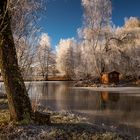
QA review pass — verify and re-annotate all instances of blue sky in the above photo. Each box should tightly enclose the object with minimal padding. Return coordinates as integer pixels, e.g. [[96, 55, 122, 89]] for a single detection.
[[112, 0, 140, 26], [39, 0, 140, 47]]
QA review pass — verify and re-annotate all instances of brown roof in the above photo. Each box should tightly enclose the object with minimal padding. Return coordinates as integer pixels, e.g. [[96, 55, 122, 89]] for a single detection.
[[102, 70, 120, 74]]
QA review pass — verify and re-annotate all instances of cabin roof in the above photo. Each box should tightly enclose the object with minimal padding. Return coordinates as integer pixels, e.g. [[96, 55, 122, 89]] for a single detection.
[[102, 70, 120, 75]]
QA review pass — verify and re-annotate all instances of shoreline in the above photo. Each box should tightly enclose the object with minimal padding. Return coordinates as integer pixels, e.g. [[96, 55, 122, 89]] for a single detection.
[[0, 98, 139, 139], [0, 81, 140, 139], [72, 86, 140, 93], [0, 109, 138, 140]]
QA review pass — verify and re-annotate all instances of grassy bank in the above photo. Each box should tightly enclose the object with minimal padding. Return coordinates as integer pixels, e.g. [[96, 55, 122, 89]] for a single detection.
[[0, 110, 132, 140], [0, 100, 138, 139]]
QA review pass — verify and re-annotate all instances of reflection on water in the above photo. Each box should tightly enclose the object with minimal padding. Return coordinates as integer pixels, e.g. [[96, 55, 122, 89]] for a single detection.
[[0, 81, 140, 135], [100, 91, 120, 110], [28, 82, 140, 131], [29, 82, 140, 134]]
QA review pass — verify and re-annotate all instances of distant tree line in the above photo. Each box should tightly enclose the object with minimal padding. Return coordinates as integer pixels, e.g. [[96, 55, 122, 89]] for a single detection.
[[56, 0, 140, 81]]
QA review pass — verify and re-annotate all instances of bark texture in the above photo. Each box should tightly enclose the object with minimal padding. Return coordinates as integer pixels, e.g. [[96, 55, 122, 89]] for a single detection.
[[0, 0, 32, 122]]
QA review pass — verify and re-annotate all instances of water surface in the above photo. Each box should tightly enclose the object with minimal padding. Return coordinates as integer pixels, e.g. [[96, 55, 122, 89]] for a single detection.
[[0, 81, 140, 136]]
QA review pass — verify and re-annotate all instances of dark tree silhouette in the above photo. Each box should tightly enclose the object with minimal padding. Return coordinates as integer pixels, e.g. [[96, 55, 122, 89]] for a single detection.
[[0, 0, 32, 122]]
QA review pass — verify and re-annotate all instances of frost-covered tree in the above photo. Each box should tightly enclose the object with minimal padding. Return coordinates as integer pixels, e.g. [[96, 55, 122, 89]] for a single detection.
[[0, 0, 48, 122], [124, 17, 140, 28], [0, 0, 32, 122], [12, 0, 44, 79], [15, 37, 37, 80], [78, 0, 112, 77], [113, 17, 140, 78], [56, 38, 77, 79], [100, 17, 140, 79], [37, 33, 52, 80]]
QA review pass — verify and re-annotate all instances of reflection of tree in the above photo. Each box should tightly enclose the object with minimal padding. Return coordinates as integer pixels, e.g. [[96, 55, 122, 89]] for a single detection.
[[100, 91, 120, 110], [28, 83, 42, 111], [54, 87, 101, 111], [54, 83, 70, 110], [41, 83, 48, 97]]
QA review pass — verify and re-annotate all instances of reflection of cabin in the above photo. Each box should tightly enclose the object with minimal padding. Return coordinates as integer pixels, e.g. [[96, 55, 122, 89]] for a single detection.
[[101, 71, 120, 84], [100, 91, 120, 110], [101, 91, 120, 102], [101, 91, 109, 102], [0, 72, 2, 81]]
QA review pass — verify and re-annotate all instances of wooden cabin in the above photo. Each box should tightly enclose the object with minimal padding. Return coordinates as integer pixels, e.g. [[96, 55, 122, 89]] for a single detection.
[[101, 71, 120, 84]]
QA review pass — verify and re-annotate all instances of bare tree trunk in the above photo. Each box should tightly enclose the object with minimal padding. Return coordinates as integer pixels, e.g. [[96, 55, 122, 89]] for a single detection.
[[0, 0, 32, 122]]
